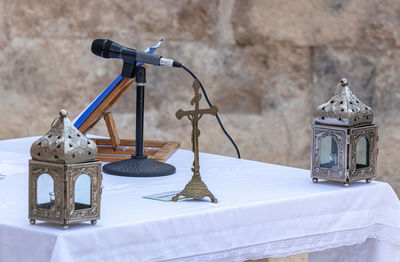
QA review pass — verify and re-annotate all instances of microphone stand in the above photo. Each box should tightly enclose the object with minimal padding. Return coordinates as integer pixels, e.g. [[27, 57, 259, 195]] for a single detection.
[[102, 63, 176, 177]]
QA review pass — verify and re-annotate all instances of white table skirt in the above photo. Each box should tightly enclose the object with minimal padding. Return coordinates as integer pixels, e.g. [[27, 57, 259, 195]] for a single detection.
[[0, 137, 399, 262]]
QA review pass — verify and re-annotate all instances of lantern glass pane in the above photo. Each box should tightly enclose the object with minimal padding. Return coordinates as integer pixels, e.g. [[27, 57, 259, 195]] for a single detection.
[[74, 174, 92, 210], [37, 174, 55, 209], [320, 136, 338, 169], [356, 137, 370, 169]]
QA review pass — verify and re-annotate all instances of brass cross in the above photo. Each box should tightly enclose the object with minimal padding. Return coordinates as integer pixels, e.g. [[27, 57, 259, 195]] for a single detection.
[[172, 80, 218, 203]]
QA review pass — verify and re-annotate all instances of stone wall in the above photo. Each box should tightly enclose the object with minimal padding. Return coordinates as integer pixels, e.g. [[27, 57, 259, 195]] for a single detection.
[[4, 0, 399, 194], [1, 0, 399, 193]]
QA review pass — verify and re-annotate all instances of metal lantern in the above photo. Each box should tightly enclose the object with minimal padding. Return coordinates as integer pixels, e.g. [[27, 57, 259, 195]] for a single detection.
[[311, 79, 378, 186], [29, 109, 102, 229]]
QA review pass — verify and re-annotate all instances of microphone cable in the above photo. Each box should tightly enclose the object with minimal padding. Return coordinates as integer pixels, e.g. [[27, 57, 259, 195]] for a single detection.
[[180, 64, 241, 159]]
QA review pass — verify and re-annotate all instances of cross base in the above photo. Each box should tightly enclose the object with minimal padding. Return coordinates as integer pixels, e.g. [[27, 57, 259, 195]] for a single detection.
[[172, 174, 218, 203]]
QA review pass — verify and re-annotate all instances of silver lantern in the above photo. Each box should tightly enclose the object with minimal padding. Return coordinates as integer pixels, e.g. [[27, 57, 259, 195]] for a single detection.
[[311, 79, 378, 186], [29, 109, 102, 229]]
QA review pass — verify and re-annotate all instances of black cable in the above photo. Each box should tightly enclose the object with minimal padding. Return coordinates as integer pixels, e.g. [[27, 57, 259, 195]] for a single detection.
[[181, 64, 241, 159]]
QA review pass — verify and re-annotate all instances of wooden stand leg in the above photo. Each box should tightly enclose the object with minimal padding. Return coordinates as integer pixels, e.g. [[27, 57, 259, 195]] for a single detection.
[[103, 112, 120, 150]]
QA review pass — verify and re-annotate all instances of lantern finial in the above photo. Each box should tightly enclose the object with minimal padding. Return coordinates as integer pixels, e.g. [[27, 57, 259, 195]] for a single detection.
[[59, 109, 68, 118]]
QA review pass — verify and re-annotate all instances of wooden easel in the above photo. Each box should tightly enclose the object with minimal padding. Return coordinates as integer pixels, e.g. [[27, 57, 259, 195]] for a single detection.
[[77, 76, 180, 163]]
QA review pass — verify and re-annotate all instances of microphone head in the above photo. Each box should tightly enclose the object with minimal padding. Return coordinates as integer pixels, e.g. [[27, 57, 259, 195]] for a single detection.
[[91, 39, 114, 58]]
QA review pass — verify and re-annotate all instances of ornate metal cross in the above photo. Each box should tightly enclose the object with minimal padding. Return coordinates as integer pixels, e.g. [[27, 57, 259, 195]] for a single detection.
[[172, 80, 218, 203]]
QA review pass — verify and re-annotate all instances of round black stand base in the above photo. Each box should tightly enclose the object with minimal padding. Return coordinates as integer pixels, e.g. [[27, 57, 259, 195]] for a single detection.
[[102, 156, 176, 177]]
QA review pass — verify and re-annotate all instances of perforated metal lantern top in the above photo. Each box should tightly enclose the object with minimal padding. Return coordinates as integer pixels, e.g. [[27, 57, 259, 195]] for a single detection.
[[30, 109, 97, 164], [314, 79, 374, 127]]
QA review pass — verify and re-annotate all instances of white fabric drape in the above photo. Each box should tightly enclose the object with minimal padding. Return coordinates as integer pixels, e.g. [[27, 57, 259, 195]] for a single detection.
[[0, 137, 399, 262]]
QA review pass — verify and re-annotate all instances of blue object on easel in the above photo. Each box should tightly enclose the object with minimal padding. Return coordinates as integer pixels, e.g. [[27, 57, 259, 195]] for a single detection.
[[73, 75, 123, 129]]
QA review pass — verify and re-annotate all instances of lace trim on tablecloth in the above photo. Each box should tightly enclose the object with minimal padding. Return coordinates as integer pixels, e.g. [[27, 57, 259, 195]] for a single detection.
[[164, 224, 400, 262]]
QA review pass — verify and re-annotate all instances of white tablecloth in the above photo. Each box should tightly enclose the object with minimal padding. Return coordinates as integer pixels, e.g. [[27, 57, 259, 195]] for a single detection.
[[0, 137, 399, 262]]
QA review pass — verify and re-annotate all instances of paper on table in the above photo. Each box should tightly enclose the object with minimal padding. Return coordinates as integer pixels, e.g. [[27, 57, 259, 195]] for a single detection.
[[0, 151, 30, 176], [143, 191, 182, 202]]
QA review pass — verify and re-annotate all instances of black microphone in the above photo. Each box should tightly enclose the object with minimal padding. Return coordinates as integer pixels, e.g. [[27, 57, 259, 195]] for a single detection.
[[91, 39, 181, 68]]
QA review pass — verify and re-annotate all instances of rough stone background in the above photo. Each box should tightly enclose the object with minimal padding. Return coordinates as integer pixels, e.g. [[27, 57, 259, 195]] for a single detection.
[[0, 0, 399, 261]]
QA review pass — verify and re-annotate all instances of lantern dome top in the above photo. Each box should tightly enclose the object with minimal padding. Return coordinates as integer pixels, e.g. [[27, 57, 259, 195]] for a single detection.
[[30, 109, 97, 164], [314, 79, 374, 127]]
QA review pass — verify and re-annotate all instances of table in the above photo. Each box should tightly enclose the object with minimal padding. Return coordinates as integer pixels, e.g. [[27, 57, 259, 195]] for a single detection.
[[0, 137, 399, 262]]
